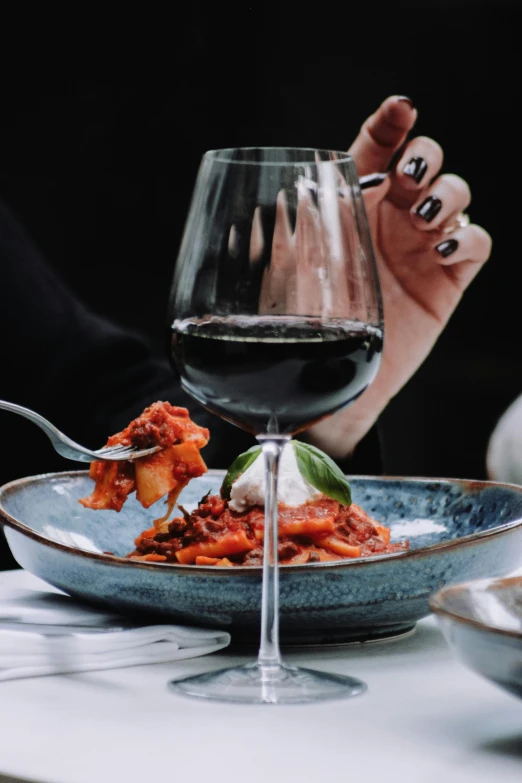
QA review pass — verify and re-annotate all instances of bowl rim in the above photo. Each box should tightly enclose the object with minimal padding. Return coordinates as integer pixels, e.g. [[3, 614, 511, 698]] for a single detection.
[[1, 469, 522, 575], [429, 575, 522, 641]]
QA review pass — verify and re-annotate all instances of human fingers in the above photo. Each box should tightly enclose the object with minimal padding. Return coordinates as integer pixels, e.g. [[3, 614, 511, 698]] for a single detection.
[[433, 224, 492, 288], [387, 135, 444, 206], [348, 95, 418, 176], [410, 174, 471, 232]]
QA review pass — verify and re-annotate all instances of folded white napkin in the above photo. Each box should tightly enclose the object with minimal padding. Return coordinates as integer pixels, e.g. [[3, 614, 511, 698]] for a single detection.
[[0, 586, 230, 680]]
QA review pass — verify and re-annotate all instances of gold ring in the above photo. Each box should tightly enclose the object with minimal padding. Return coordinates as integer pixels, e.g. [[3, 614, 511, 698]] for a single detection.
[[443, 212, 470, 234]]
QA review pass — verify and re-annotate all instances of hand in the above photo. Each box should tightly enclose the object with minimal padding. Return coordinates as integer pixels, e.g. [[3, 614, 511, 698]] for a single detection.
[[307, 95, 492, 459]]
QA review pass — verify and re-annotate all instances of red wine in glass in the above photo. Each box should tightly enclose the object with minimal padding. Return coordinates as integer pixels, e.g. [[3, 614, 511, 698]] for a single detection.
[[171, 316, 383, 434]]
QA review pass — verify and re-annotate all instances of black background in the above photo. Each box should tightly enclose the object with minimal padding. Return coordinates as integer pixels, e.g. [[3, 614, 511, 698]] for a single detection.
[[1, 1, 521, 567]]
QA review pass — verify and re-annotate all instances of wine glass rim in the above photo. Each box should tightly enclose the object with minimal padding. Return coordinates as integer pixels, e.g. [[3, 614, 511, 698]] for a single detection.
[[204, 147, 355, 166]]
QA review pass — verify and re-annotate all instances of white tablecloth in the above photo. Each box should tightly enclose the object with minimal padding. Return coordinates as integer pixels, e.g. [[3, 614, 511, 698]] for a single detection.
[[0, 569, 520, 783]]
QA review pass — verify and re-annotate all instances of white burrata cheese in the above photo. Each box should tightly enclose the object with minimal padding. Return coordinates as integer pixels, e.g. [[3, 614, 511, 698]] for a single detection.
[[229, 442, 322, 512]]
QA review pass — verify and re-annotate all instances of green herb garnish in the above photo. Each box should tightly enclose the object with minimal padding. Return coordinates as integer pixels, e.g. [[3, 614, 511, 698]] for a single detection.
[[293, 441, 352, 506]]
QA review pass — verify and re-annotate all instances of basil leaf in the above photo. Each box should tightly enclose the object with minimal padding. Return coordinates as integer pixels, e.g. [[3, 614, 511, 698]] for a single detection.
[[293, 441, 352, 506], [220, 445, 262, 499]]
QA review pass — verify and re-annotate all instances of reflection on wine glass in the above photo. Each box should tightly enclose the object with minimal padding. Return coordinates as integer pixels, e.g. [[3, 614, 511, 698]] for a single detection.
[[167, 148, 383, 703]]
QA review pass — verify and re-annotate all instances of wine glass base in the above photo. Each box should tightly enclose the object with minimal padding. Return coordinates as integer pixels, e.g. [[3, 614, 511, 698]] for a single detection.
[[168, 662, 367, 704]]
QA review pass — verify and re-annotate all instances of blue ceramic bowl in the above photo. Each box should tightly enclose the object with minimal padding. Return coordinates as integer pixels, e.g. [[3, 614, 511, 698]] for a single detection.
[[430, 577, 522, 699], [2, 470, 522, 646]]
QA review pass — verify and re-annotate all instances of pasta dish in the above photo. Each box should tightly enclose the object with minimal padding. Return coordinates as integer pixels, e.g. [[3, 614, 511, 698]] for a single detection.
[[80, 402, 408, 565], [129, 494, 406, 565]]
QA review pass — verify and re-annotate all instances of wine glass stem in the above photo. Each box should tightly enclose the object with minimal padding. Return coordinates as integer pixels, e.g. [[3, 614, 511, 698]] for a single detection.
[[256, 434, 290, 668]]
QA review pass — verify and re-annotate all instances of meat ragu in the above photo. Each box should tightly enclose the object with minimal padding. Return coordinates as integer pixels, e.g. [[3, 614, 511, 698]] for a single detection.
[[79, 402, 209, 526], [79, 401, 409, 565], [129, 494, 408, 565]]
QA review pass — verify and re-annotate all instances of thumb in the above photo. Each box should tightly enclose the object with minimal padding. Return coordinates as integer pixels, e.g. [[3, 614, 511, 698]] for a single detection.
[[349, 96, 418, 176]]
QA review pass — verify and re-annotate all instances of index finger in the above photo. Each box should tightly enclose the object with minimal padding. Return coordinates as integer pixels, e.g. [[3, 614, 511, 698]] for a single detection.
[[348, 95, 418, 176]]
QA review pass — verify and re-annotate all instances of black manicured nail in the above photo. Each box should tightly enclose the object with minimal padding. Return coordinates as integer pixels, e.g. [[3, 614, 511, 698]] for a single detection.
[[403, 156, 427, 184], [436, 239, 459, 258], [415, 196, 442, 222]]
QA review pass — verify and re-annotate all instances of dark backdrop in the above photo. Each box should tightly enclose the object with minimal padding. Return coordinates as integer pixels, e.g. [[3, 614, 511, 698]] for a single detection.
[[1, 1, 521, 567]]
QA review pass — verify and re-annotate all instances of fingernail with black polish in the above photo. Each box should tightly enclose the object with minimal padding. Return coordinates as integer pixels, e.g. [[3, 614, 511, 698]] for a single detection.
[[436, 239, 459, 258], [403, 156, 427, 184], [415, 196, 442, 222]]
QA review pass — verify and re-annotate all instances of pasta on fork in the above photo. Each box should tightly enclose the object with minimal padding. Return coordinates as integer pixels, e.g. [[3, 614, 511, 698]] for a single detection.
[[79, 402, 209, 527]]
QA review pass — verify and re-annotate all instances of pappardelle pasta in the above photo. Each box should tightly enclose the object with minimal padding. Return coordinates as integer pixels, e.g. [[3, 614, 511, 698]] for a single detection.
[[79, 402, 210, 527], [128, 493, 407, 565]]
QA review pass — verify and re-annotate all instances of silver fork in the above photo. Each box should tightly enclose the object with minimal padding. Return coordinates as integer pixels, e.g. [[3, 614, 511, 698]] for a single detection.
[[0, 400, 161, 462]]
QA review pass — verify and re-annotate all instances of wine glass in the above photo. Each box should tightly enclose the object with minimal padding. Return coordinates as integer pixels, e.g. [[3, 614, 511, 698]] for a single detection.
[[167, 147, 383, 704]]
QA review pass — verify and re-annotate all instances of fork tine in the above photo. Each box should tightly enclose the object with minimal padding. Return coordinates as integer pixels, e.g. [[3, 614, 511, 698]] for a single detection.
[[96, 445, 160, 461], [95, 445, 161, 460], [95, 445, 135, 457]]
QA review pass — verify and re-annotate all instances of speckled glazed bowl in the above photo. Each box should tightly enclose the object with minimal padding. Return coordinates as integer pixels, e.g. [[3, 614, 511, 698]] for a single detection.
[[430, 576, 522, 699], [2, 471, 522, 645]]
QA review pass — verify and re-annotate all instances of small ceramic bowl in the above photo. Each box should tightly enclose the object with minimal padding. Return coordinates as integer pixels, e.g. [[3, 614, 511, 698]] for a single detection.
[[2, 471, 522, 646], [430, 576, 522, 699]]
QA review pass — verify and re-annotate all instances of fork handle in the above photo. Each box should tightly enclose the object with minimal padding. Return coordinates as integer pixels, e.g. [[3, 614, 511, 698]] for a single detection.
[[0, 400, 95, 462]]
